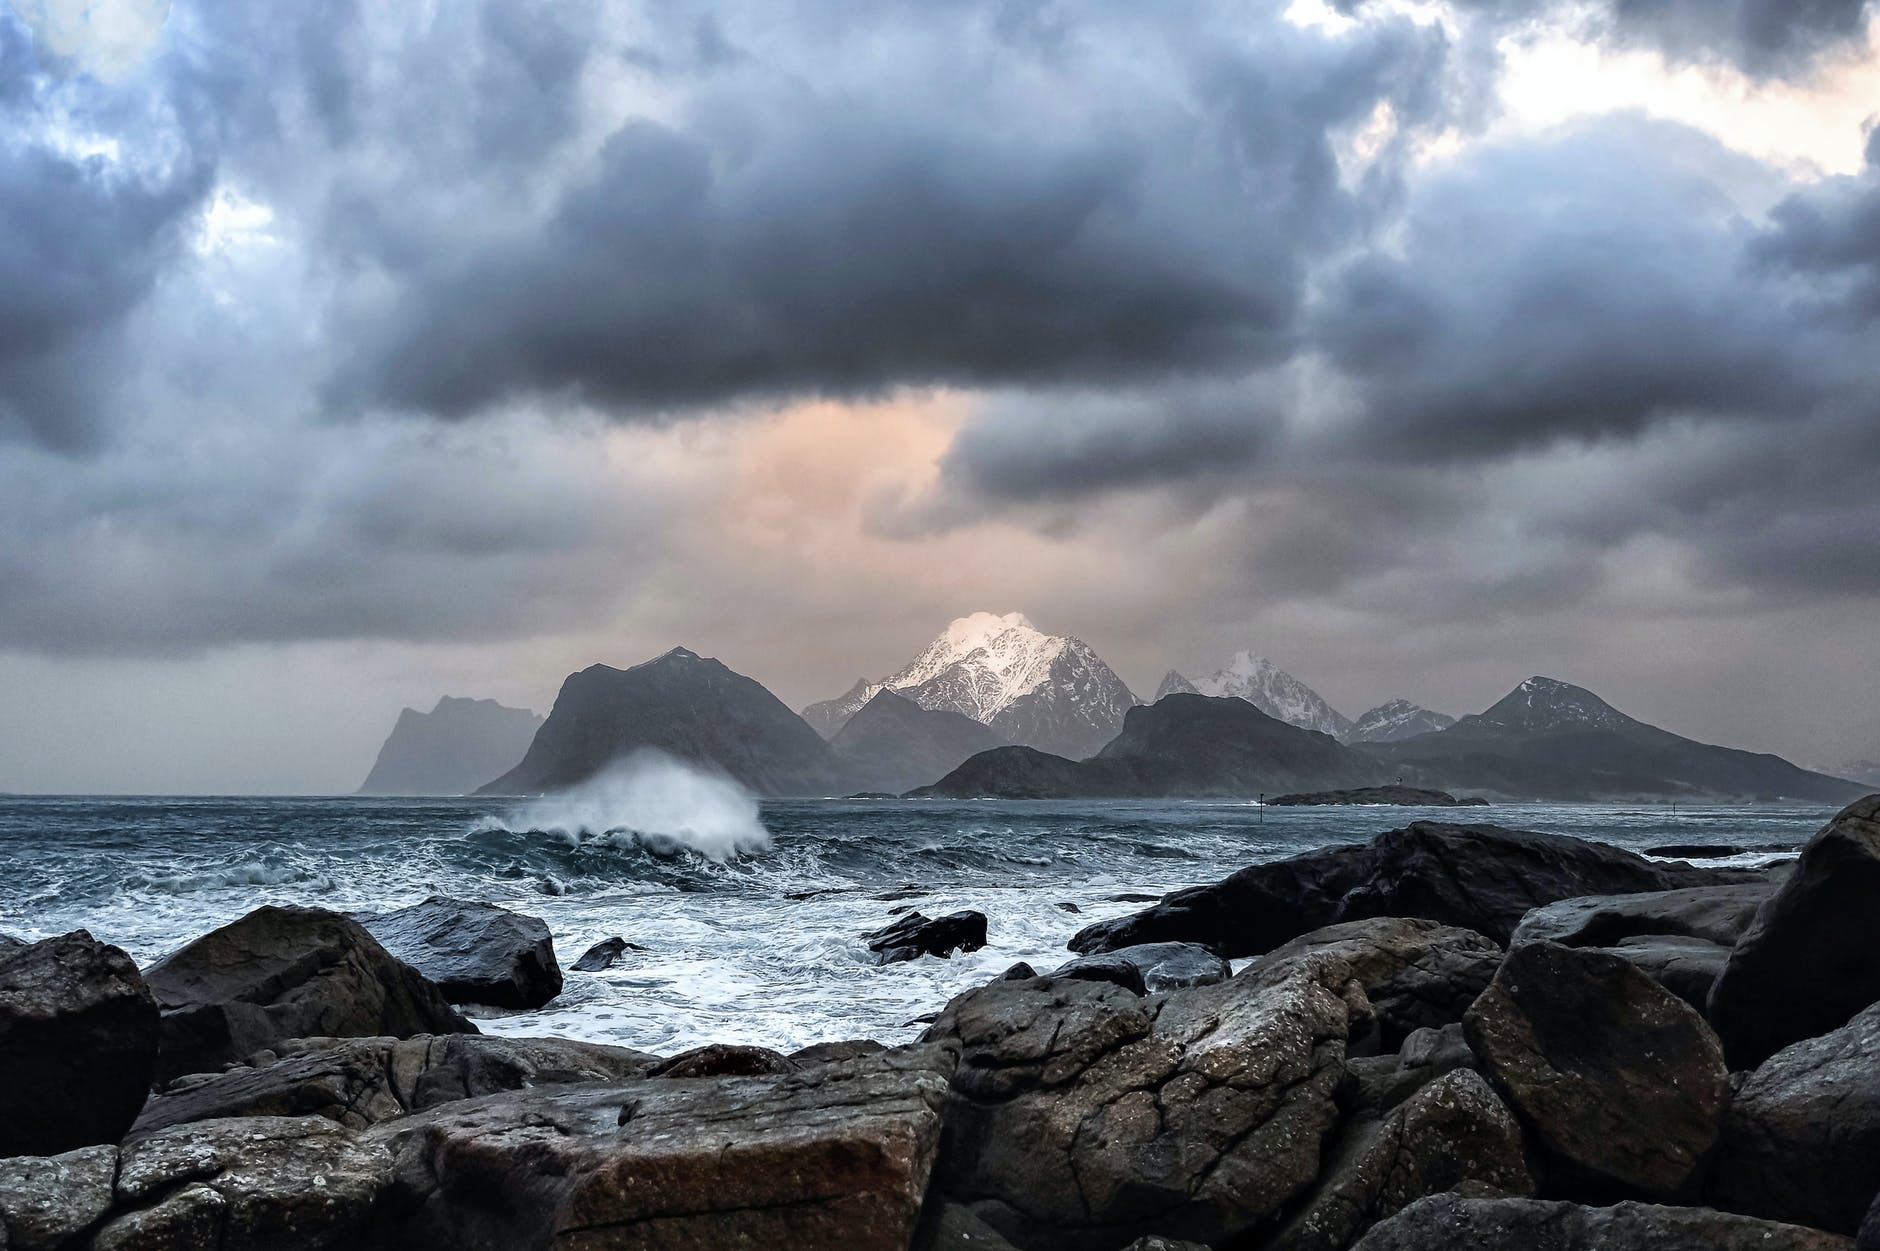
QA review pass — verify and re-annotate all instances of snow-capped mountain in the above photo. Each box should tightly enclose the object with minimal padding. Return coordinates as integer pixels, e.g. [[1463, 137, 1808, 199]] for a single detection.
[[1468, 675, 1635, 735], [1159, 652, 1351, 739], [801, 612, 1138, 759], [1346, 698, 1456, 744]]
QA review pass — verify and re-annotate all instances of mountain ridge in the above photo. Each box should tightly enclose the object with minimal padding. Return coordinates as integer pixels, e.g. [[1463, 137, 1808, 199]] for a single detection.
[[358, 696, 542, 796]]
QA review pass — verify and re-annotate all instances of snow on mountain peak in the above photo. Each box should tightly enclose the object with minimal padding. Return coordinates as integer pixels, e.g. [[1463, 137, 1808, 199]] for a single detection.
[[1185, 652, 1352, 738]]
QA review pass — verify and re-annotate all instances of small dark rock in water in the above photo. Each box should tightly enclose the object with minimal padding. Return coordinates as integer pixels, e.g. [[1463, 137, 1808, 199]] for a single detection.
[[360, 895, 563, 1010], [1267, 785, 1489, 807], [1352, 1194, 1851, 1250], [571, 936, 644, 972], [648, 1043, 796, 1078], [143, 905, 474, 1083], [874, 885, 927, 902], [1646, 843, 1796, 859], [0, 931, 159, 1158], [1708, 794, 1880, 1068], [866, 910, 988, 964], [1465, 941, 1728, 1200], [1109, 892, 1162, 903], [1056, 901, 1082, 913], [999, 962, 1038, 980]]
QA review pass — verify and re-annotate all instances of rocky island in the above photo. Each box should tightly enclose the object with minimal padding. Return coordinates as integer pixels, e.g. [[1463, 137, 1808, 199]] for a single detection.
[[1266, 785, 1489, 806], [2, 796, 1877, 1249]]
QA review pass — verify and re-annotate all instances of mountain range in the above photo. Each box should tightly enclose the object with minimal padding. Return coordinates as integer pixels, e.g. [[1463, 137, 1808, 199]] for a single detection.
[[801, 612, 1137, 759], [357, 697, 542, 796], [357, 611, 1865, 803]]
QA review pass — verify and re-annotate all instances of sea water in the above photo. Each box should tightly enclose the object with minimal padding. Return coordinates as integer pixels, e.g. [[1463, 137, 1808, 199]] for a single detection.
[[0, 776, 1828, 1055]]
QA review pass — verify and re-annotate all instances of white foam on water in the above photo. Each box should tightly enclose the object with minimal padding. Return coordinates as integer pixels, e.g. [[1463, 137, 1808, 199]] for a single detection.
[[478, 752, 773, 863]]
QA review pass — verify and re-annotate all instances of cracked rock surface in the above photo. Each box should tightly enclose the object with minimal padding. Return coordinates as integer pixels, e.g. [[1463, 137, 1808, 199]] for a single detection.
[[135, 1033, 659, 1133], [1350, 1193, 1854, 1250], [1710, 999, 1880, 1235], [367, 1043, 955, 1251], [922, 956, 1365, 1248], [1465, 941, 1728, 1200]]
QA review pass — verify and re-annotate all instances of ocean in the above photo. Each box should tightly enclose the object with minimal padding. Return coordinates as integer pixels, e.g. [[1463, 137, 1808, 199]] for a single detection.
[[0, 779, 1827, 1056]]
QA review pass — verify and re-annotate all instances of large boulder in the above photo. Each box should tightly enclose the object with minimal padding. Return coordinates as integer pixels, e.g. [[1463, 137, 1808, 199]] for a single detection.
[[143, 905, 475, 1083], [135, 1033, 658, 1133], [0, 1145, 118, 1249], [1267, 1068, 1535, 1251], [94, 1115, 392, 1251], [1050, 942, 1230, 996], [1464, 941, 1728, 1200], [1709, 1000, 1880, 1235], [1709, 795, 1880, 1068], [867, 911, 988, 964], [1070, 822, 1748, 955], [1351, 1194, 1853, 1250], [923, 957, 1364, 1248], [1593, 935, 1730, 1010], [1252, 917, 1503, 1050], [0, 931, 160, 1157], [1511, 881, 1776, 949], [369, 1045, 953, 1250], [360, 897, 562, 1010]]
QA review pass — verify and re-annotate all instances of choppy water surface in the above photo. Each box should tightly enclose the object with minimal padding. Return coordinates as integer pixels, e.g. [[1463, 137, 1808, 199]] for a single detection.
[[0, 784, 1830, 1054]]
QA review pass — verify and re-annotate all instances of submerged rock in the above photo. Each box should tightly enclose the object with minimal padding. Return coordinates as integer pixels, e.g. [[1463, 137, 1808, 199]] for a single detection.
[[570, 936, 642, 971], [1710, 999, 1880, 1235], [134, 1033, 658, 1133], [1708, 794, 1880, 1068], [360, 896, 563, 1010], [1465, 941, 1728, 1200], [1351, 1194, 1853, 1250], [1252, 917, 1502, 1051], [866, 910, 988, 964], [0, 930, 160, 1157], [369, 1045, 953, 1250], [143, 905, 474, 1083], [1070, 821, 1747, 955], [923, 958, 1362, 1247]]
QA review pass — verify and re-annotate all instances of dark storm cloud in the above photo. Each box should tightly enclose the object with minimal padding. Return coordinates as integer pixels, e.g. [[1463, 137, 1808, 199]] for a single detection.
[[1369, 0, 1877, 77], [324, 6, 1456, 420]]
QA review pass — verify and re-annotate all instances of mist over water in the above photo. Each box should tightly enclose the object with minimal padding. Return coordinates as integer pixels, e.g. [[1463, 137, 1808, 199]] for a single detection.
[[0, 795, 1828, 1054], [474, 753, 773, 863]]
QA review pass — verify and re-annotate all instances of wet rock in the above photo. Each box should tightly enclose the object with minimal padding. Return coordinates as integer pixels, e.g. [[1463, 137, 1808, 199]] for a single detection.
[[1253, 917, 1502, 1050], [647, 1042, 796, 1078], [369, 1045, 954, 1250], [1343, 1023, 1479, 1118], [1594, 935, 1730, 1010], [142, 905, 475, 1083], [1511, 881, 1776, 950], [1120, 1240, 1211, 1251], [913, 1201, 1024, 1251], [96, 1115, 392, 1251], [1049, 952, 1145, 994], [0, 1145, 117, 1249], [1465, 941, 1729, 1200], [1268, 1069, 1535, 1251], [1861, 1193, 1880, 1251], [998, 962, 1038, 980], [0, 930, 160, 1157], [1709, 795, 1880, 1068], [923, 956, 1363, 1247], [1645, 843, 1797, 859], [360, 896, 562, 1010], [789, 1038, 887, 1065], [570, 936, 642, 971], [1351, 1194, 1854, 1250], [867, 910, 988, 964], [1070, 821, 1746, 955], [1709, 999, 1880, 1234], [134, 1033, 658, 1133]]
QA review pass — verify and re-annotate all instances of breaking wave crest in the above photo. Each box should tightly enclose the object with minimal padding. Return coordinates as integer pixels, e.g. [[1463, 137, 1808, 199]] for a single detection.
[[473, 752, 773, 862]]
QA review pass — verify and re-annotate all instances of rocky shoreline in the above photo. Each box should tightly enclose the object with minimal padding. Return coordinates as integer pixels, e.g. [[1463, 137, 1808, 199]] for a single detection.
[[1, 797, 1876, 1250]]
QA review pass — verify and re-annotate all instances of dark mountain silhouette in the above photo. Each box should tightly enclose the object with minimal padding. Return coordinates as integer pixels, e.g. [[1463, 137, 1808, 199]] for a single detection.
[[829, 690, 1010, 795], [357, 697, 542, 796], [910, 693, 1390, 798], [1369, 676, 1865, 803], [476, 648, 848, 797]]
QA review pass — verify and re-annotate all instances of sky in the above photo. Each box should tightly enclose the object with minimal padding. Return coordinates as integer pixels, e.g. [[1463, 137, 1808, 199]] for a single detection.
[[1, 0, 1878, 793]]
